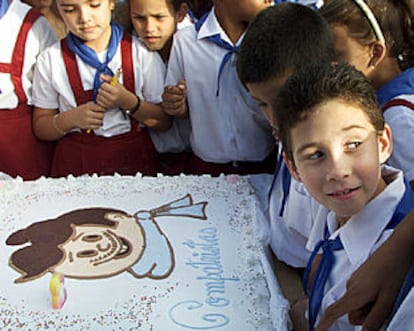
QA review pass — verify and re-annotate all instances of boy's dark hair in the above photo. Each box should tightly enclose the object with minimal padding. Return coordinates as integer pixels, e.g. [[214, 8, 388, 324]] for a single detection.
[[237, 3, 336, 86], [275, 62, 385, 163], [320, 0, 413, 69]]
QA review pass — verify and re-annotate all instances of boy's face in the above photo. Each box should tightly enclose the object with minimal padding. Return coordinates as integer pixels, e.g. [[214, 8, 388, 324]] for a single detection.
[[246, 74, 289, 140], [130, 0, 182, 52], [286, 99, 392, 224], [54, 212, 144, 278], [56, 0, 115, 50], [332, 25, 374, 77]]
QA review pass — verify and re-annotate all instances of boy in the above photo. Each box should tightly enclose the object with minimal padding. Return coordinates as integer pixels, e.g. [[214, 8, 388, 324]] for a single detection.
[[236, 4, 335, 329], [275, 62, 414, 330], [129, 0, 193, 174], [237, 3, 335, 269], [0, 0, 56, 180], [162, 0, 276, 176], [237, 4, 414, 329]]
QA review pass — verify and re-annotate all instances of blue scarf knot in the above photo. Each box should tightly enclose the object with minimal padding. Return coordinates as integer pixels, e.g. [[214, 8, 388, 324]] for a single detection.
[[65, 22, 124, 102], [195, 12, 239, 96]]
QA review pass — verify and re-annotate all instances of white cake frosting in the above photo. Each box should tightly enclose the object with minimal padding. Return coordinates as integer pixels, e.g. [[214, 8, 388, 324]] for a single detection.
[[0, 174, 289, 330]]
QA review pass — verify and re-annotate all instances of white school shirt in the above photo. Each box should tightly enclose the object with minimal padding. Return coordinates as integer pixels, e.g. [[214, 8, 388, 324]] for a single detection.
[[268, 144, 329, 268], [306, 165, 406, 331], [149, 116, 191, 153], [32, 37, 165, 137], [148, 33, 192, 153], [383, 94, 414, 182], [0, 0, 56, 109], [165, 10, 274, 163]]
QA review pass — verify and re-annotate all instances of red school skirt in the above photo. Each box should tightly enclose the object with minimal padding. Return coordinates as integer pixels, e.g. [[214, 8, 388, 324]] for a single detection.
[[51, 126, 160, 178], [0, 104, 54, 180]]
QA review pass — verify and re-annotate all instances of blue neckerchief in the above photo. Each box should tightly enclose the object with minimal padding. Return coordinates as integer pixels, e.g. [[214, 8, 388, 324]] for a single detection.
[[187, 9, 197, 23], [303, 178, 414, 330], [268, 145, 291, 217], [376, 67, 414, 106], [195, 12, 239, 96], [0, 0, 10, 19], [65, 22, 124, 102]]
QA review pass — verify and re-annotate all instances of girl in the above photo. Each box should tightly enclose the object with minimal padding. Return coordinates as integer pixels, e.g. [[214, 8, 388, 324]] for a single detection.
[[32, 0, 171, 177], [320, 0, 414, 191]]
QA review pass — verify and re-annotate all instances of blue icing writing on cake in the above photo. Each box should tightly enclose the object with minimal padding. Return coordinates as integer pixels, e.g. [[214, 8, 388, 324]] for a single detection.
[[168, 227, 239, 329]]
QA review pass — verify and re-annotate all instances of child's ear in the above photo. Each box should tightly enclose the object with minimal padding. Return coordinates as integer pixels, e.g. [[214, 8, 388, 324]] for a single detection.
[[175, 3, 189, 23], [368, 41, 386, 68], [283, 152, 302, 182], [378, 123, 393, 164]]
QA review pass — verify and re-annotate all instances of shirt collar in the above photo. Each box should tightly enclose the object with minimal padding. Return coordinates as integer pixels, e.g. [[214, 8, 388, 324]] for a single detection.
[[196, 8, 243, 47], [337, 166, 404, 267]]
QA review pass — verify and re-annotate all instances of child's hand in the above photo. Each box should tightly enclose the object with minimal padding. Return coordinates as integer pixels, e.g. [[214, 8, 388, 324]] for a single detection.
[[72, 103, 106, 131], [96, 73, 129, 111], [162, 80, 187, 117]]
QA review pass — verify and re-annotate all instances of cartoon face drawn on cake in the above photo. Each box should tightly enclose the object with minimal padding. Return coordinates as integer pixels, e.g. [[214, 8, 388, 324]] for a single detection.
[[6, 194, 207, 283]]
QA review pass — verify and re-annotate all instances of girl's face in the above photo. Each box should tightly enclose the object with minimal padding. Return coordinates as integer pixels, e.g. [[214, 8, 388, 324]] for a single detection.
[[130, 0, 184, 53], [287, 99, 391, 225], [56, 0, 115, 51]]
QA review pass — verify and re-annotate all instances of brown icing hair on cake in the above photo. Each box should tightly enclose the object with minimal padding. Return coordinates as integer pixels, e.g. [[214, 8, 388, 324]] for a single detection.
[[6, 208, 128, 283]]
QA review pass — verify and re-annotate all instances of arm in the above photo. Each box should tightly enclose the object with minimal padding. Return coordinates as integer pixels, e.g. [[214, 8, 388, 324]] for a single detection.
[[316, 209, 414, 331], [33, 104, 105, 140]]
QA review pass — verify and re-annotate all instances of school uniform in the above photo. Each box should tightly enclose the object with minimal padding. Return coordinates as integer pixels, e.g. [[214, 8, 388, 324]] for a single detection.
[[32, 30, 164, 177], [165, 8, 275, 176], [268, 144, 329, 268], [0, 0, 56, 180], [377, 67, 414, 183], [304, 166, 414, 330]]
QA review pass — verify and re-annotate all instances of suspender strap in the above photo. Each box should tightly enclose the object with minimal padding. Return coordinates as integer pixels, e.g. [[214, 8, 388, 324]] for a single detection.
[[0, 8, 41, 104], [382, 98, 414, 113], [61, 38, 93, 105], [120, 32, 134, 92]]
